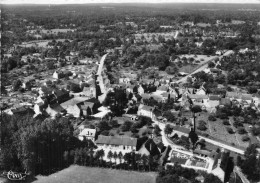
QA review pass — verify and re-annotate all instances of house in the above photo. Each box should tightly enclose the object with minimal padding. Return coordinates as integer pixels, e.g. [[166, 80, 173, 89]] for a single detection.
[[46, 103, 66, 118], [195, 86, 207, 95], [81, 102, 95, 116], [95, 135, 137, 151], [119, 78, 131, 84], [53, 70, 64, 79], [219, 98, 231, 107], [188, 94, 209, 109], [206, 95, 220, 110], [122, 114, 139, 121], [137, 138, 161, 157], [60, 97, 89, 117], [138, 104, 156, 120], [211, 151, 230, 182], [91, 106, 111, 120], [138, 85, 145, 95], [78, 127, 96, 141]]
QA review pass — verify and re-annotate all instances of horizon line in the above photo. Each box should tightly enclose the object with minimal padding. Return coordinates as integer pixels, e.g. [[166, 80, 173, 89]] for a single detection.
[[2, 2, 260, 5]]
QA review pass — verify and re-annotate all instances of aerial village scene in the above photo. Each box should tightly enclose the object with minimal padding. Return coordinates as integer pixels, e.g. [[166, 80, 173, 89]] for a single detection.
[[0, 2, 260, 183]]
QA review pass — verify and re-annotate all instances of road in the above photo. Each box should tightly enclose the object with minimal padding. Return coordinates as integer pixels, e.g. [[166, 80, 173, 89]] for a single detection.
[[176, 50, 234, 83], [96, 53, 108, 102], [234, 166, 250, 183]]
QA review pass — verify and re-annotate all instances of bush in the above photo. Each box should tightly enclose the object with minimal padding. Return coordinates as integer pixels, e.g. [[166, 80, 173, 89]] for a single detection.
[[223, 119, 230, 125], [242, 136, 250, 141], [101, 130, 110, 136], [237, 127, 247, 134], [121, 121, 133, 132], [208, 115, 217, 121], [226, 127, 234, 134]]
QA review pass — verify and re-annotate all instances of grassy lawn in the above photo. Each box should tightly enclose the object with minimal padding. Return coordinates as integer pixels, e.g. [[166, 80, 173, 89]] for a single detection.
[[196, 112, 242, 147], [33, 166, 157, 183]]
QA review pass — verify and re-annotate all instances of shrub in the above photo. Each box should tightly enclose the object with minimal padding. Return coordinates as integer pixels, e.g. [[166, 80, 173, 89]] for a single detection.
[[226, 127, 234, 134], [242, 136, 250, 141], [208, 115, 217, 121], [223, 119, 230, 125], [121, 120, 133, 132], [197, 124, 207, 131], [101, 130, 110, 136], [237, 127, 247, 134]]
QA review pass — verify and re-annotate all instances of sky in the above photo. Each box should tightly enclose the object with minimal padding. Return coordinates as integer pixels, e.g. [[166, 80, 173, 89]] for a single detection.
[[1, 0, 260, 4]]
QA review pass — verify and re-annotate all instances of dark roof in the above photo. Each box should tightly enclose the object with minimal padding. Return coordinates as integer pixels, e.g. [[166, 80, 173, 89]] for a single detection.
[[95, 135, 137, 147], [194, 149, 211, 156], [144, 139, 161, 156], [81, 102, 94, 110], [50, 103, 65, 112]]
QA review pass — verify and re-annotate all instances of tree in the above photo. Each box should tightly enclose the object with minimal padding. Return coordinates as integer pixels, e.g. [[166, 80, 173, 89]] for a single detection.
[[208, 115, 216, 121], [121, 121, 133, 132], [153, 125, 161, 136], [164, 124, 173, 137], [188, 130, 199, 149], [208, 61, 215, 68], [107, 150, 113, 163], [109, 120, 119, 128], [118, 151, 123, 165], [113, 151, 118, 163], [12, 79, 22, 91], [98, 121, 111, 132], [204, 174, 222, 183], [141, 154, 148, 171], [190, 105, 202, 114]]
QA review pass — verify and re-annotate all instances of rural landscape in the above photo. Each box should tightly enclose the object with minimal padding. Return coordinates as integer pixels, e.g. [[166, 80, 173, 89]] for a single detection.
[[1, 2, 260, 183]]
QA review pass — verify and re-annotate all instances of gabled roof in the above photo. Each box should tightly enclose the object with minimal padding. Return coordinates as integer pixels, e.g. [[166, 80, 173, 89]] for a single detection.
[[209, 95, 220, 101], [79, 128, 96, 137], [81, 102, 95, 110], [220, 98, 231, 105], [141, 93, 151, 100], [143, 139, 160, 156], [50, 103, 65, 112], [157, 85, 168, 91], [95, 135, 137, 147], [226, 92, 239, 98], [61, 97, 89, 107], [188, 94, 208, 99], [194, 149, 211, 156], [241, 94, 252, 100]]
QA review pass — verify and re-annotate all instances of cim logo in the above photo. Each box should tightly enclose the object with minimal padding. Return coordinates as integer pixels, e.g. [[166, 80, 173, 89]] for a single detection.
[[1, 170, 29, 181]]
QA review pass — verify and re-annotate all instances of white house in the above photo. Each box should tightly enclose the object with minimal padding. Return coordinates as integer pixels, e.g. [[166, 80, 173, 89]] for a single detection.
[[138, 85, 145, 95], [78, 127, 96, 141], [53, 70, 64, 79], [205, 95, 220, 110], [119, 78, 131, 84], [137, 104, 156, 120], [195, 86, 207, 95], [95, 135, 137, 151]]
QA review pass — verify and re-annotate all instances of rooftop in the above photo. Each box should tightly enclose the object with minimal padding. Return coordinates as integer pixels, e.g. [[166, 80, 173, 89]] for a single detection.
[[95, 135, 137, 147]]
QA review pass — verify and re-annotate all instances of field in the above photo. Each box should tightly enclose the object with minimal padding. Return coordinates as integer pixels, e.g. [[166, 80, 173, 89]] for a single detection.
[[177, 55, 217, 74], [33, 166, 157, 183], [196, 112, 249, 149]]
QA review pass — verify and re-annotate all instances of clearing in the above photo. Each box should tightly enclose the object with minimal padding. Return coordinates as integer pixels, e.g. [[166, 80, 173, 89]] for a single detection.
[[33, 165, 157, 183]]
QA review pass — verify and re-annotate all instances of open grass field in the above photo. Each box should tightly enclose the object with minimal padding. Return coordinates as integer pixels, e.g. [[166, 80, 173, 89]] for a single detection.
[[33, 166, 157, 183]]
